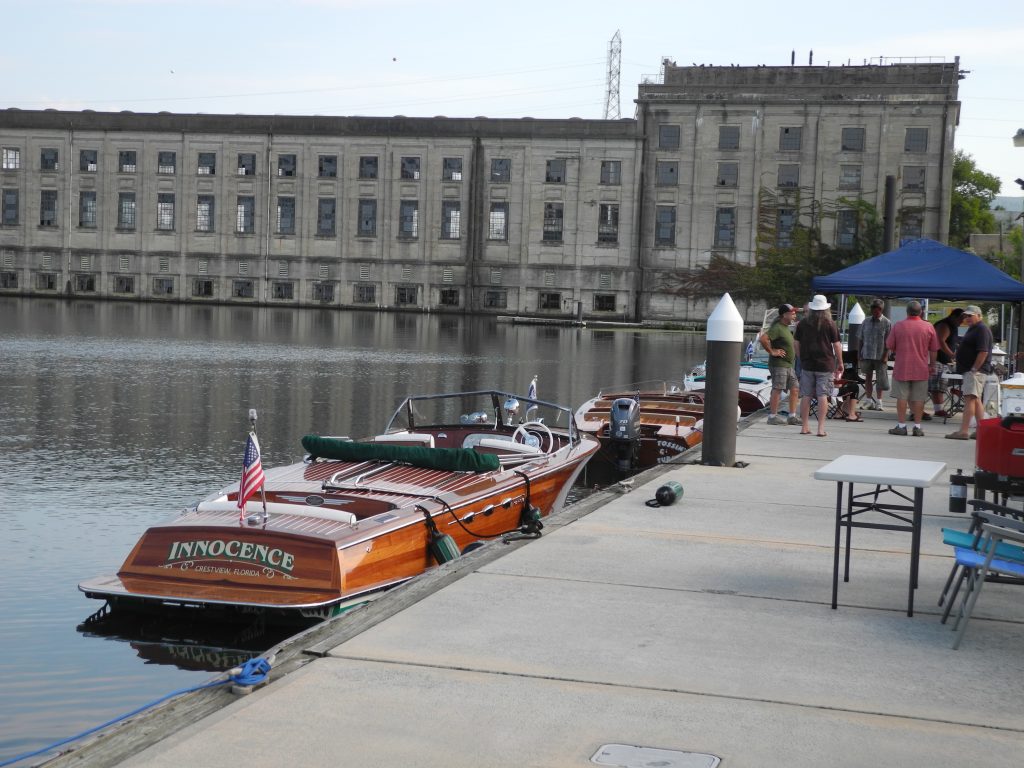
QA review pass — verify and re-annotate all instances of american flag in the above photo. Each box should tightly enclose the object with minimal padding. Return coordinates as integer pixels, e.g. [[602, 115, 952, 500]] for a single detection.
[[237, 432, 265, 516], [527, 376, 537, 400]]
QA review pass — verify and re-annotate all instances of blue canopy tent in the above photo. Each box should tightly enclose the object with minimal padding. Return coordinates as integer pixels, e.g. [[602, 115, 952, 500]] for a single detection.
[[812, 238, 1024, 301]]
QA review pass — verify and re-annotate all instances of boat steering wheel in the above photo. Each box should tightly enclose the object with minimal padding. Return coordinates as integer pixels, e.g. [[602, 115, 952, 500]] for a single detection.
[[513, 421, 554, 453]]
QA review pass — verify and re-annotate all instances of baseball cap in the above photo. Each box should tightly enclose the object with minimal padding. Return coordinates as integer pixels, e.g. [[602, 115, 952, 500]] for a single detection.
[[777, 303, 796, 315], [963, 305, 982, 317]]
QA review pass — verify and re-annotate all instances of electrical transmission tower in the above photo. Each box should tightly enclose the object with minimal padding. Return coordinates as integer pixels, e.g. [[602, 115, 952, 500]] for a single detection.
[[603, 30, 622, 120]]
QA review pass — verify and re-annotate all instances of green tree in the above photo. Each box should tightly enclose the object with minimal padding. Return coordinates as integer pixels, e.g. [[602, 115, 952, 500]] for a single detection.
[[949, 150, 1000, 248]]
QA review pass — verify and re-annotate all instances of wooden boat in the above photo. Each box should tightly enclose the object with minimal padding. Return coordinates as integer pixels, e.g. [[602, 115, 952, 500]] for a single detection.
[[574, 381, 705, 478], [80, 390, 598, 625], [683, 359, 771, 416]]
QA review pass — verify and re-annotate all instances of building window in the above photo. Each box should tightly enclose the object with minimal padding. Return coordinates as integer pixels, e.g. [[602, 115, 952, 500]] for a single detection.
[[40, 190, 58, 227], [545, 158, 566, 183], [441, 201, 461, 240], [598, 204, 619, 244], [0, 271, 17, 289], [594, 294, 615, 312], [232, 279, 255, 298], [779, 127, 802, 151], [776, 208, 796, 248], [113, 276, 135, 294], [655, 206, 675, 246], [400, 156, 420, 180], [193, 278, 215, 297], [439, 288, 459, 306], [354, 284, 376, 303], [80, 150, 97, 172], [714, 207, 736, 248], [655, 161, 678, 186], [484, 289, 507, 309], [276, 197, 295, 235], [236, 196, 255, 233], [836, 208, 858, 248], [2, 148, 21, 170], [118, 193, 136, 230], [488, 202, 508, 240], [542, 202, 563, 242], [902, 166, 926, 191], [118, 151, 137, 173], [277, 154, 296, 177], [317, 198, 336, 236], [196, 195, 215, 232], [841, 127, 865, 152], [777, 164, 800, 189], [2, 189, 18, 225], [153, 277, 174, 295], [718, 126, 740, 150], [659, 125, 680, 149], [398, 200, 419, 238], [272, 281, 294, 300], [490, 158, 511, 182], [539, 291, 561, 310], [717, 162, 738, 187], [313, 282, 335, 302], [395, 285, 418, 305], [40, 148, 59, 171], [79, 191, 97, 228], [36, 273, 57, 290], [359, 156, 378, 179], [442, 157, 463, 181], [600, 160, 621, 185], [900, 209, 923, 239], [904, 128, 928, 153], [238, 153, 256, 176], [157, 193, 175, 230], [75, 274, 96, 292], [358, 199, 377, 236], [318, 155, 337, 178], [158, 151, 176, 174], [197, 152, 216, 175], [839, 165, 862, 190]]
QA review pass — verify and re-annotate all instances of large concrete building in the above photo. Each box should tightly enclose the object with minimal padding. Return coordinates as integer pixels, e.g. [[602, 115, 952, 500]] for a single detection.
[[0, 58, 961, 322]]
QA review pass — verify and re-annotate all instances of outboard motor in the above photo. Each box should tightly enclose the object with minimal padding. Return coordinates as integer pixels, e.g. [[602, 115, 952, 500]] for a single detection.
[[608, 397, 641, 472]]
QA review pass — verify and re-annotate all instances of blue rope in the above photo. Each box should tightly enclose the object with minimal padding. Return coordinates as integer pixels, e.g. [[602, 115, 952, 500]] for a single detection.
[[0, 657, 272, 767]]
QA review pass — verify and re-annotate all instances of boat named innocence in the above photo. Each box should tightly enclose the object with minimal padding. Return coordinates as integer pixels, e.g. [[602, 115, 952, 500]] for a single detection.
[[80, 390, 598, 624]]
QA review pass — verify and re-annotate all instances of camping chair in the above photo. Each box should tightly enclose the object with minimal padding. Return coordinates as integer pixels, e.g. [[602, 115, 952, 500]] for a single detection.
[[947, 509, 1024, 649]]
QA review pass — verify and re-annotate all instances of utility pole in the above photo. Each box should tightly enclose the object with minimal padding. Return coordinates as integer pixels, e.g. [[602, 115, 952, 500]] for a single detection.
[[603, 31, 622, 120]]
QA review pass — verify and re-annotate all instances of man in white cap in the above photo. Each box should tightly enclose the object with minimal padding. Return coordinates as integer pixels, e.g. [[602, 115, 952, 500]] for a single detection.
[[946, 305, 993, 440], [793, 294, 842, 437]]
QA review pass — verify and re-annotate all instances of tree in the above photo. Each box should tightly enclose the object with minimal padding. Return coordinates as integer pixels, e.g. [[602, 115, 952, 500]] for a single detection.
[[949, 150, 1000, 248]]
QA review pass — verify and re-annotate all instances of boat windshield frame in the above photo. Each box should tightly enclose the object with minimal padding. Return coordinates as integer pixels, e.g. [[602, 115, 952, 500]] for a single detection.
[[385, 390, 580, 445]]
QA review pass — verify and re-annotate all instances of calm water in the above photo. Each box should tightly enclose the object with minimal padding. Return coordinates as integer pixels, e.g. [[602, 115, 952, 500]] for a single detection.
[[0, 297, 707, 764]]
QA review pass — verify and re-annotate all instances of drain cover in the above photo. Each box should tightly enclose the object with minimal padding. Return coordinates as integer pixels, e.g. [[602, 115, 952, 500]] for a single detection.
[[591, 743, 721, 768]]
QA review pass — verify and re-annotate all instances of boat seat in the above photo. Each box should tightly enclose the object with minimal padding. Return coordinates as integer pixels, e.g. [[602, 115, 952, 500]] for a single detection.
[[372, 432, 435, 448], [197, 499, 357, 524], [475, 437, 542, 455]]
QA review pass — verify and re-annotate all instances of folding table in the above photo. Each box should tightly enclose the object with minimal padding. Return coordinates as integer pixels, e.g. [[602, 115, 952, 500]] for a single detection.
[[814, 454, 946, 616]]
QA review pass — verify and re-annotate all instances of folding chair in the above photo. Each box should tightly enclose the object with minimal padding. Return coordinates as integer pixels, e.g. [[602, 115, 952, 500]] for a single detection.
[[947, 509, 1024, 649]]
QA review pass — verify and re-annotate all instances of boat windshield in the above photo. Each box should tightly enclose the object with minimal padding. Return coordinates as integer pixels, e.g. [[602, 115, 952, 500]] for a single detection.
[[386, 390, 576, 441]]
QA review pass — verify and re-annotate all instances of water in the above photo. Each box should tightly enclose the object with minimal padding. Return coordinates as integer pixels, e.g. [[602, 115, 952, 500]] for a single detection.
[[0, 297, 707, 764]]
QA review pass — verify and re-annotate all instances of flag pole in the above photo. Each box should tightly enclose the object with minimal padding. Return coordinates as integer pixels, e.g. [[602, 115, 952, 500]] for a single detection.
[[249, 409, 269, 524]]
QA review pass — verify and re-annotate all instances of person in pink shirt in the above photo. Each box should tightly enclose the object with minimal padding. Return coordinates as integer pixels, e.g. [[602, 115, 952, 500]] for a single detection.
[[884, 300, 939, 436]]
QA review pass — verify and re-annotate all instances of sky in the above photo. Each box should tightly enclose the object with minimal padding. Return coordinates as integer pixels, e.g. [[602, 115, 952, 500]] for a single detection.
[[2, 0, 1022, 196]]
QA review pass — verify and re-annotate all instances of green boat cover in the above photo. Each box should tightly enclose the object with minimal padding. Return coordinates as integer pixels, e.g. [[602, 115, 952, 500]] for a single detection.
[[301, 435, 501, 473]]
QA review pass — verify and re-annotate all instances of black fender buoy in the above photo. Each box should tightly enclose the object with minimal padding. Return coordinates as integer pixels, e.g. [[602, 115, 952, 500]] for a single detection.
[[646, 480, 683, 507]]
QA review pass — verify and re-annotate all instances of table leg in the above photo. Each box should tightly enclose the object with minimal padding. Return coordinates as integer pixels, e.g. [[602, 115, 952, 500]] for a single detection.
[[832, 481, 842, 609], [843, 481, 854, 581], [908, 487, 923, 617]]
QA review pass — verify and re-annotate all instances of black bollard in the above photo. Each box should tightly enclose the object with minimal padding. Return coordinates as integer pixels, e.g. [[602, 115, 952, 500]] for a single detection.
[[702, 293, 743, 467]]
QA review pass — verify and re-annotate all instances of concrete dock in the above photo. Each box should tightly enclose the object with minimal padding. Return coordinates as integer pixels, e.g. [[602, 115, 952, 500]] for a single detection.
[[53, 408, 1024, 767]]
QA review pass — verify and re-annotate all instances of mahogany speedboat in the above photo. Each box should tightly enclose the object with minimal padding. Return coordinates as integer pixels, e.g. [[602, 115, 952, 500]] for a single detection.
[[575, 381, 705, 478], [80, 390, 598, 625], [683, 358, 771, 416]]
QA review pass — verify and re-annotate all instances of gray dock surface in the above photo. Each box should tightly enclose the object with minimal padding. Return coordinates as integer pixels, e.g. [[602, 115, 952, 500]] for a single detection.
[[54, 408, 1024, 767]]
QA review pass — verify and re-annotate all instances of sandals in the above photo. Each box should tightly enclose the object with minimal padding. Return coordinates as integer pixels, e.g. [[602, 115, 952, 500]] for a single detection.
[[844, 414, 864, 422]]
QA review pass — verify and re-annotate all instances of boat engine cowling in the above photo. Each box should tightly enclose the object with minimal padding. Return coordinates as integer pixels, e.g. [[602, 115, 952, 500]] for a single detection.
[[608, 397, 641, 472]]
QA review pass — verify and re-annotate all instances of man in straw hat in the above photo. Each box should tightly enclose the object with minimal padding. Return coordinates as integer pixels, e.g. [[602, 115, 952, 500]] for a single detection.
[[793, 294, 842, 437]]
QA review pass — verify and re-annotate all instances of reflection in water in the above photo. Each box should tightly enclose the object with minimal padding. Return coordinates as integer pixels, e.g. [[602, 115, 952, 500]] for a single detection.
[[0, 297, 707, 764]]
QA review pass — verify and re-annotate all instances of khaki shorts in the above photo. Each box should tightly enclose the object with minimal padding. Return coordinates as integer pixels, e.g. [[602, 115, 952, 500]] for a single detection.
[[891, 379, 928, 402], [769, 366, 798, 392], [961, 370, 988, 398], [859, 358, 890, 390]]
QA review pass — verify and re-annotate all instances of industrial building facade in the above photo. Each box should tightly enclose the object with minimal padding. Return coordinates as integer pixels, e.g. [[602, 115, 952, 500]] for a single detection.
[[0, 59, 961, 322]]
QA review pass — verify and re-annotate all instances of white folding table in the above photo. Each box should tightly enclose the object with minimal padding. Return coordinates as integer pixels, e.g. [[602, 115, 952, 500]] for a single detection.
[[814, 455, 946, 616]]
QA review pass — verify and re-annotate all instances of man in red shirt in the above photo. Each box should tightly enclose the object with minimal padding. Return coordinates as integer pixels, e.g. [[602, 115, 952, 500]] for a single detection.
[[885, 300, 939, 436]]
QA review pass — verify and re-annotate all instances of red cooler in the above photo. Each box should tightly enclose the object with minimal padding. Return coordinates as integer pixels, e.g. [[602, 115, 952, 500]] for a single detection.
[[975, 417, 1024, 477]]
